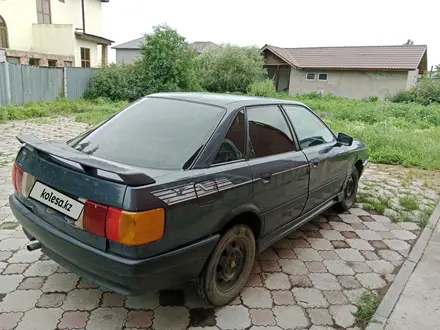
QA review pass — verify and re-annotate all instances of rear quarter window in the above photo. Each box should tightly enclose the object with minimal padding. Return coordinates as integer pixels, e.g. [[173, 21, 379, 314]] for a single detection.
[[68, 97, 225, 170]]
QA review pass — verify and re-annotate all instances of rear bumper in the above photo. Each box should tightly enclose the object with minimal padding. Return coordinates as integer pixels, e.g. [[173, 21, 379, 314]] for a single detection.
[[10, 195, 219, 295]]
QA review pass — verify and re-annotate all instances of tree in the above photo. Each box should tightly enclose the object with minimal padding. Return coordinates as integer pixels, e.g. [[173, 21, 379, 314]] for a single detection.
[[403, 39, 414, 45], [138, 24, 201, 93], [197, 44, 266, 93]]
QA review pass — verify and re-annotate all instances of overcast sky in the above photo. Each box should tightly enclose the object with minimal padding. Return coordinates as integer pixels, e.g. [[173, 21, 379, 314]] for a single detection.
[[102, 0, 439, 69]]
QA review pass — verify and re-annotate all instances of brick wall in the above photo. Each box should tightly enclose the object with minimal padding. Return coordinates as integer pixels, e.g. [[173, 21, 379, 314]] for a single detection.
[[5, 49, 75, 67]]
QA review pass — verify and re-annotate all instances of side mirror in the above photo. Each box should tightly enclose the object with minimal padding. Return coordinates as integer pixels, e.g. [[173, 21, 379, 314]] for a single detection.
[[337, 133, 353, 146]]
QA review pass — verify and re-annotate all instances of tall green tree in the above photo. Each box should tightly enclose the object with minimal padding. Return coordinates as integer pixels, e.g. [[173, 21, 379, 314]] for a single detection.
[[138, 24, 201, 93], [198, 44, 266, 93]]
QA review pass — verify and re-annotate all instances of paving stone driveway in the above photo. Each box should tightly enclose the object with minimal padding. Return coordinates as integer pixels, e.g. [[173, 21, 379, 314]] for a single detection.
[[0, 118, 438, 330]]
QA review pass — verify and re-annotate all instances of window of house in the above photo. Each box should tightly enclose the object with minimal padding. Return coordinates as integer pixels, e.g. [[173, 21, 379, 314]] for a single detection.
[[29, 58, 40, 66], [306, 73, 316, 81], [318, 73, 328, 81], [283, 105, 335, 149], [6, 57, 19, 64], [64, 61, 73, 67], [48, 60, 57, 67], [212, 110, 245, 165], [247, 106, 295, 158], [0, 15, 8, 48], [81, 48, 91, 67], [36, 0, 51, 24]]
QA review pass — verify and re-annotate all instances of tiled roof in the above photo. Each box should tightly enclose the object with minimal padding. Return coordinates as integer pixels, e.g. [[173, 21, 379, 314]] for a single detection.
[[263, 44, 428, 71]]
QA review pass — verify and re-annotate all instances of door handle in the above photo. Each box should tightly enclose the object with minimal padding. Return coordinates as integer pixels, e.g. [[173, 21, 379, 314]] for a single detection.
[[310, 158, 320, 168], [260, 172, 272, 183]]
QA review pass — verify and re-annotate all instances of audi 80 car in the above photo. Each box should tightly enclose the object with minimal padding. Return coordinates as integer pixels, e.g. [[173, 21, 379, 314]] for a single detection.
[[10, 93, 368, 306]]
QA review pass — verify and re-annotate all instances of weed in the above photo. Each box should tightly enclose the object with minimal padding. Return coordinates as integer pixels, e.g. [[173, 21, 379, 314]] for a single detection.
[[400, 212, 412, 222], [355, 289, 381, 328], [399, 196, 419, 211], [419, 208, 434, 228], [388, 212, 401, 223], [345, 260, 355, 267], [0, 222, 18, 230]]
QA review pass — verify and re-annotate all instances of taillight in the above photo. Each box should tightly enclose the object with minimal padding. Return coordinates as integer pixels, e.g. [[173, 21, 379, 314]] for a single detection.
[[106, 207, 165, 245], [83, 200, 165, 245], [12, 162, 24, 194], [83, 200, 108, 237]]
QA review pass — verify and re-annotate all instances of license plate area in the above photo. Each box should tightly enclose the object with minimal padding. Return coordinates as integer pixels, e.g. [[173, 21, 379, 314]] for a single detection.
[[29, 181, 84, 220]]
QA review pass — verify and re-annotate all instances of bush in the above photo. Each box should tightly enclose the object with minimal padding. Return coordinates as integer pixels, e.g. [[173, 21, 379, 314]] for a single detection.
[[85, 24, 201, 101], [361, 96, 379, 102], [198, 44, 266, 93], [389, 78, 440, 105], [247, 79, 277, 97], [84, 63, 144, 101]]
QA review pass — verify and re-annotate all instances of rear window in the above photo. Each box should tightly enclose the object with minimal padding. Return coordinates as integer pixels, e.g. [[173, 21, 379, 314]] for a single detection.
[[68, 97, 225, 170]]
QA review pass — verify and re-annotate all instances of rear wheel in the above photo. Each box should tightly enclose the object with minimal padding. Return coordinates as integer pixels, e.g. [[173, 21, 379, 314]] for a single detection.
[[196, 225, 255, 306], [334, 166, 359, 212]]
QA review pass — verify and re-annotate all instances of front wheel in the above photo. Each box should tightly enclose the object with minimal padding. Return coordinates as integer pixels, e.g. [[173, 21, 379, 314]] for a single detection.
[[334, 166, 359, 212], [196, 225, 256, 306]]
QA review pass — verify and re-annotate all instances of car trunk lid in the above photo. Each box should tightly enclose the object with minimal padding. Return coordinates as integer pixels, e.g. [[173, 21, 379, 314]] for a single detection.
[[14, 135, 158, 251]]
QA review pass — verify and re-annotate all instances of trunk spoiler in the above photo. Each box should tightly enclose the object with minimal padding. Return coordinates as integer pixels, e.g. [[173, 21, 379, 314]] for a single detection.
[[16, 135, 156, 186]]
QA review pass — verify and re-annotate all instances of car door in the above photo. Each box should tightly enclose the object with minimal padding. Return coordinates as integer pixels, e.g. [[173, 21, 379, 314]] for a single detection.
[[282, 104, 350, 213], [246, 105, 309, 235]]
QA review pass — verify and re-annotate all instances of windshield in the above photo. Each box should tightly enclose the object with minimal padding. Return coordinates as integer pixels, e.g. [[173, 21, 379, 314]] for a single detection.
[[68, 97, 225, 170]]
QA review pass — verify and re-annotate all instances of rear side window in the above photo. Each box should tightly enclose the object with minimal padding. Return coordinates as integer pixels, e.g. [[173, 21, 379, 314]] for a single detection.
[[247, 105, 295, 158], [69, 98, 225, 170], [212, 110, 245, 164]]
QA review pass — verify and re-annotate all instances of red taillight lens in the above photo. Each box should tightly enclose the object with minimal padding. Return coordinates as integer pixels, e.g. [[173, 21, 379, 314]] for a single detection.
[[83, 200, 108, 237], [12, 163, 24, 194], [83, 201, 165, 245]]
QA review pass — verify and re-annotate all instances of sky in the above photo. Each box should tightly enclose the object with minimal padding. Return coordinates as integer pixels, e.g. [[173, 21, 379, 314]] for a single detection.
[[102, 0, 440, 69]]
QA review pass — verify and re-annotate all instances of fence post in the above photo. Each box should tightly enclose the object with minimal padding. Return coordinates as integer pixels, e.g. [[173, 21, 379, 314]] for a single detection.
[[63, 67, 68, 98], [3, 61, 11, 104]]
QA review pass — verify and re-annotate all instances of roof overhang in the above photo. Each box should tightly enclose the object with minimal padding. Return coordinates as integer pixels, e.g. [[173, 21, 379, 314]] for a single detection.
[[75, 32, 114, 45], [261, 44, 298, 68], [262, 44, 428, 73]]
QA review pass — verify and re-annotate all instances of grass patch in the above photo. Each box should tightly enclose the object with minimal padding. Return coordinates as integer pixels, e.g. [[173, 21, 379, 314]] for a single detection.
[[0, 98, 128, 124], [419, 208, 434, 228], [0, 222, 19, 230], [357, 193, 391, 215], [355, 289, 382, 328], [399, 195, 419, 211]]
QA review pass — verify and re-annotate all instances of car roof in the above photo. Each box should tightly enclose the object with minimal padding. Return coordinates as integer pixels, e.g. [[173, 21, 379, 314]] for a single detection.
[[147, 92, 307, 110]]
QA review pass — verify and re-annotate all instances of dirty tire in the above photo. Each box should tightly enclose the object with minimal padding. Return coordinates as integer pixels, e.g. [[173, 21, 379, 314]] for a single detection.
[[334, 165, 359, 212], [196, 225, 255, 306]]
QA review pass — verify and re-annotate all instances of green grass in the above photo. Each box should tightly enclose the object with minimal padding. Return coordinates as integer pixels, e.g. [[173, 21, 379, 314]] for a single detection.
[[0, 98, 128, 124], [286, 94, 440, 170], [399, 195, 419, 211], [357, 193, 390, 215], [419, 208, 434, 228], [3, 93, 440, 169], [355, 289, 382, 328]]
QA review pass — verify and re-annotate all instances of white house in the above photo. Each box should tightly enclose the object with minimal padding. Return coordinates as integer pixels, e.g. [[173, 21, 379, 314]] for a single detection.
[[0, 0, 113, 67]]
